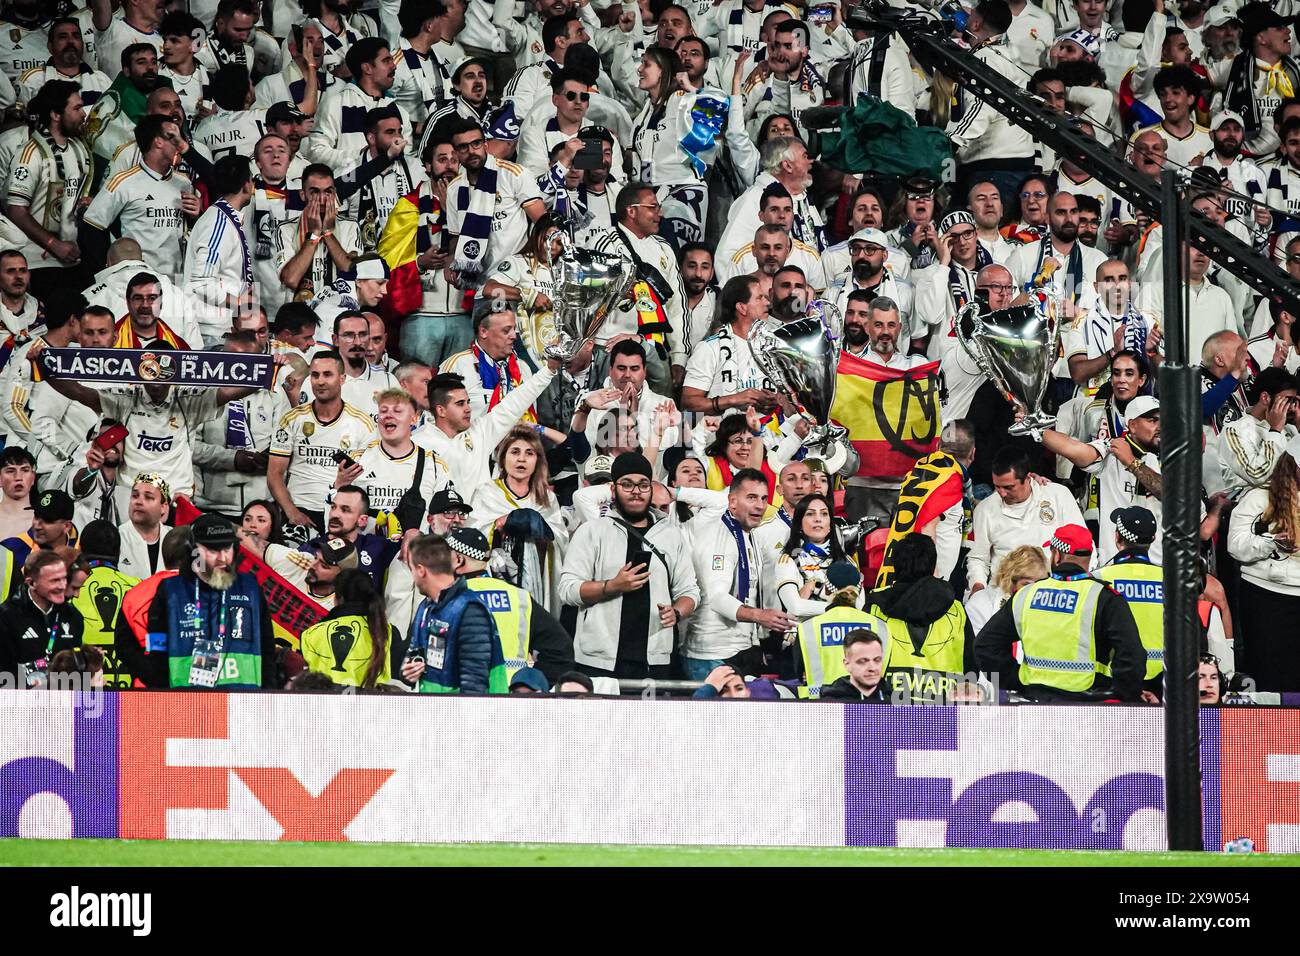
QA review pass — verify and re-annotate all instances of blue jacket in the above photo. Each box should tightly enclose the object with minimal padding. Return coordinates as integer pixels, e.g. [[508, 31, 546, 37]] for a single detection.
[[409, 577, 502, 693]]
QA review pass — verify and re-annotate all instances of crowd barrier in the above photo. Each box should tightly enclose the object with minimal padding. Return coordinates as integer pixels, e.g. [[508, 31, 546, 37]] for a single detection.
[[1, 692, 1297, 852]]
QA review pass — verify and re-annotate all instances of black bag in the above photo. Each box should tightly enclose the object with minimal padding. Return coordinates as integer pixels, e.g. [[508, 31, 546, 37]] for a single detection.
[[393, 449, 427, 532]]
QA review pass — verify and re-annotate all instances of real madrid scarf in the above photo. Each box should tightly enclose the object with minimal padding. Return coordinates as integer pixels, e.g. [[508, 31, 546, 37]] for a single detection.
[[1032, 238, 1083, 303], [947, 245, 993, 313], [399, 44, 445, 115], [720, 510, 752, 602], [111, 315, 189, 350], [452, 154, 499, 284], [0, 303, 45, 378], [355, 149, 413, 253], [212, 198, 253, 293]]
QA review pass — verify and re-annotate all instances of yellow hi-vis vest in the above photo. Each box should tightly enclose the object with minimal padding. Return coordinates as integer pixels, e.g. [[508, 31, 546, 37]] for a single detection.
[[0, 545, 14, 604], [1093, 556, 1164, 680], [871, 600, 969, 704], [300, 614, 394, 687], [1011, 576, 1103, 693], [70, 562, 140, 688], [466, 575, 531, 679], [796, 605, 891, 699]]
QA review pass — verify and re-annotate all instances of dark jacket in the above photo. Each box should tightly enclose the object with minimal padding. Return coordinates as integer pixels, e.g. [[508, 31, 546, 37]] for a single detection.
[[0, 590, 84, 685], [819, 674, 890, 702], [870, 575, 977, 674], [117, 568, 278, 689], [973, 564, 1146, 702], [420, 577, 497, 694]]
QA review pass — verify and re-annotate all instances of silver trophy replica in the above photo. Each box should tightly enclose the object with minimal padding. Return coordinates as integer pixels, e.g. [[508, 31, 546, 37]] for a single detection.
[[538, 224, 636, 361], [955, 281, 1062, 436], [751, 298, 848, 452]]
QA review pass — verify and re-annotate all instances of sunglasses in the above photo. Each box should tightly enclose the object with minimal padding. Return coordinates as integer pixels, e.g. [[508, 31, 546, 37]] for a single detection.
[[562, 90, 591, 102]]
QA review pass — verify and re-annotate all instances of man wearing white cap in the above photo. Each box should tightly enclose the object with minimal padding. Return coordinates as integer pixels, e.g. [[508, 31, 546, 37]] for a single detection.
[[912, 211, 992, 361], [1201, 110, 1269, 227], [827, 227, 914, 344], [1037, 394, 1164, 566]]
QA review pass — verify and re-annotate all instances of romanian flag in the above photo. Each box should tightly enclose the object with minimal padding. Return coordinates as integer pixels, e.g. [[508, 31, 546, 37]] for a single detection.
[[111, 316, 189, 350], [377, 184, 442, 326], [830, 352, 942, 481], [873, 450, 965, 589]]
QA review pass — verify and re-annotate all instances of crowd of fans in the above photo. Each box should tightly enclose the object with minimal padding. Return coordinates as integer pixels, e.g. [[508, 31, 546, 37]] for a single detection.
[[0, 0, 1296, 706]]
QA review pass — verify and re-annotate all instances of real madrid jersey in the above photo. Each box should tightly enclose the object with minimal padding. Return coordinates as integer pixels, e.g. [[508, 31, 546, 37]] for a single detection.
[[269, 401, 376, 513], [98, 385, 221, 499], [354, 441, 449, 515], [0, 20, 55, 82], [82, 162, 193, 284]]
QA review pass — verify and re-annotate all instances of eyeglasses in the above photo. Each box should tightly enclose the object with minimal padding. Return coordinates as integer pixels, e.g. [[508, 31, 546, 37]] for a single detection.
[[615, 479, 652, 493], [977, 283, 1015, 293], [629, 202, 661, 212], [561, 90, 591, 102], [1020, 190, 1048, 200], [453, 137, 485, 151], [947, 228, 976, 240], [728, 435, 755, 446], [1200, 654, 1220, 666]]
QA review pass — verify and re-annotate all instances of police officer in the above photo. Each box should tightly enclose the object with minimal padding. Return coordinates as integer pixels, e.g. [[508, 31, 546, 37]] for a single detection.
[[868, 533, 975, 704], [975, 523, 1145, 701], [1093, 506, 1166, 697], [447, 526, 574, 685], [795, 560, 890, 698]]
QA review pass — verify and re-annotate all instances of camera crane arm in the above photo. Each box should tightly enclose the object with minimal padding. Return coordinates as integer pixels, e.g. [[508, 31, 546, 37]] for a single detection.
[[858, 2, 1300, 315]]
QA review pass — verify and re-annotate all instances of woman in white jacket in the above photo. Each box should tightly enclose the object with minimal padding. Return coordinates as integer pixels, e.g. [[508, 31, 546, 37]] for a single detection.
[[773, 493, 858, 621], [470, 424, 569, 612], [1227, 449, 1300, 692], [630, 47, 720, 247]]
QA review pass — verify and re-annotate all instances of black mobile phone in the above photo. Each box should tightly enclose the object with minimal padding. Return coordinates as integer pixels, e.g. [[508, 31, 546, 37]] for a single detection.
[[573, 138, 603, 170], [630, 549, 652, 570], [331, 450, 358, 468]]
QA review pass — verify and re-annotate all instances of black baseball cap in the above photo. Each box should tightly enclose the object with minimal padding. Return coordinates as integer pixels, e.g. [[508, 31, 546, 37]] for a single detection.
[[317, 536, 358, 568], [429, 487, 473, 515], [266, 101, 307, 126], [192, 513, 237, 549], [31, 489, 74, 522]]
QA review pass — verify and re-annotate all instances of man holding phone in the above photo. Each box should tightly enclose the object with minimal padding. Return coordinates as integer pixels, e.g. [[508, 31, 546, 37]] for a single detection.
[[1219, 366, 1299, 499], [559, 452, 698, 680]]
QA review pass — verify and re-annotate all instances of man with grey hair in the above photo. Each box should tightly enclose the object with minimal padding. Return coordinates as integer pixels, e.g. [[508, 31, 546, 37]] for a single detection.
[[843, 293, 930, 523], [716, 137, 826, 268], [438, 300, 535, 420]]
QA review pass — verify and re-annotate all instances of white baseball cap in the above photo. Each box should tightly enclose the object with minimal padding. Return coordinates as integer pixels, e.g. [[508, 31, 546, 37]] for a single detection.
[[848, 227, 889, 249], [1210, 110, 1246, 132], [1122, 395, 1160, 425]]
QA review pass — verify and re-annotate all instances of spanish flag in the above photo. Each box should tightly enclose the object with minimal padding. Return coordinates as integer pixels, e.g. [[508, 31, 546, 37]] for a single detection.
[[111, 316, 189, 350], [873, 450, 965, 589], [377, 184, 442, 325], [830, 352, 941, 481]]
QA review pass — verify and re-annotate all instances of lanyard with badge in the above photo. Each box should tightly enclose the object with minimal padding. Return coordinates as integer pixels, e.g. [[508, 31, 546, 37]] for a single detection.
[[188, 581, 228, 687], [411, 599, 451, 671]]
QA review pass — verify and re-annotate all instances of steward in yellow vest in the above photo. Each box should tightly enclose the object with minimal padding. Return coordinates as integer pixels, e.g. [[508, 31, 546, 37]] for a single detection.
[[867, 532, 975, 704], [974, 523, 1146, 701], [447, 528, 575, 684], [69, 520, 140, 688], [795, 566, 891, 698], [1093, 506, 1165, 691]]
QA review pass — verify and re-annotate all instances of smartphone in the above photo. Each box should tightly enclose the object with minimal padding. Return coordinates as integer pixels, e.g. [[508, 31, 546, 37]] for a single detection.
[[630, 549, 652, 570], [809, 4, 835, 24], [573, 138, 603, 171], [92, 423, 129, 452], [331, 449, 358, 469]]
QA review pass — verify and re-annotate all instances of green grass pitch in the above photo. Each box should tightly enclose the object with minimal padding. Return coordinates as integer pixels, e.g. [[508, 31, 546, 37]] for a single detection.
[[3, 839, 1298, 867]]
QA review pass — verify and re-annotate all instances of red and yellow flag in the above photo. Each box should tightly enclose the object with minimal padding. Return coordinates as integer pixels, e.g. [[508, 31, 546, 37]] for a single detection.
[[830, 352, 942, 481]]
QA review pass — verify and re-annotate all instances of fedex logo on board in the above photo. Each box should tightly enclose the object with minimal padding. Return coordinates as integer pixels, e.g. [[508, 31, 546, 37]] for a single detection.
[[844, 708, 1169, 850], [0, 694, 394, 841]]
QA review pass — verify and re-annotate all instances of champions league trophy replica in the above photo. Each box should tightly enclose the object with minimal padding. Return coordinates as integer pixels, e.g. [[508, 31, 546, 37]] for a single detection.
[[751, 298, 848, 454], [955, 263, 1063, 436], [537, 222, 636, 361]]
